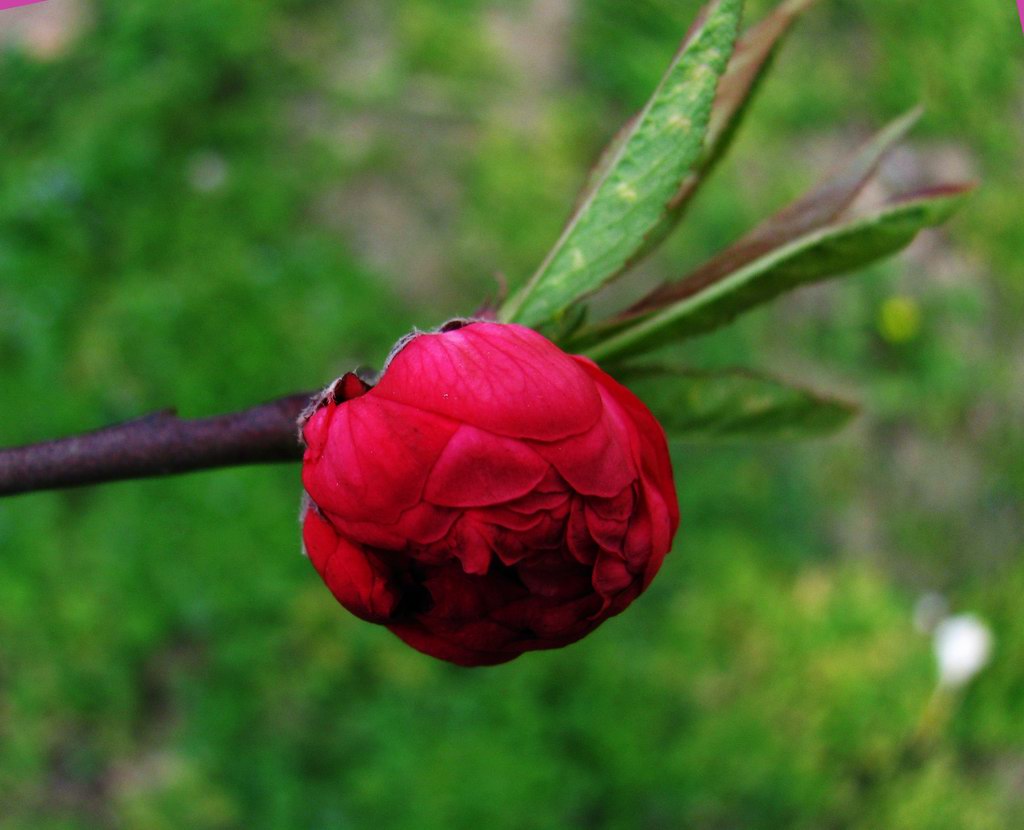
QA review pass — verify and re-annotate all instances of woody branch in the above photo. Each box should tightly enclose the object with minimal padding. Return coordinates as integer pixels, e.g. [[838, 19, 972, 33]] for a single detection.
[[0, 393, 315, 497]]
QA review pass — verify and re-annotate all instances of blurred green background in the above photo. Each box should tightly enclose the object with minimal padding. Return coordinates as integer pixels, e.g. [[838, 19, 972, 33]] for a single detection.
[[0, 0, 1022, 827]]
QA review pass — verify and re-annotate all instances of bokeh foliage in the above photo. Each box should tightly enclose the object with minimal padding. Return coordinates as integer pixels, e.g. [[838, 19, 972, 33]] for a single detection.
[[0, 0, 1022, 827]]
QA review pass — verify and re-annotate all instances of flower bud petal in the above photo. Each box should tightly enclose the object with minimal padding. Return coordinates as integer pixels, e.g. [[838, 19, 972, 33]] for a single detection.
[[301, 322, 679, 665]]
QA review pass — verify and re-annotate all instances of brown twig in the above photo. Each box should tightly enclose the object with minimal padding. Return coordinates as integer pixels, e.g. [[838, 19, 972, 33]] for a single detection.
[[0, 392, 316, 497]]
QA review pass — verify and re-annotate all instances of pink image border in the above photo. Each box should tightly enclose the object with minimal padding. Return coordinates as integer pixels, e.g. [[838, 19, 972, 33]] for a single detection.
[[0, 0, 46, 9]]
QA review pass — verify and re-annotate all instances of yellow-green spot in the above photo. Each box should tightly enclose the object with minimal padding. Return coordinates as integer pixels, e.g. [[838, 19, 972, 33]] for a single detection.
[[690, 64, 714, 86], [668, 114, 693, 133], [615, 182, 639, 203], [878, 295, 922, 343]]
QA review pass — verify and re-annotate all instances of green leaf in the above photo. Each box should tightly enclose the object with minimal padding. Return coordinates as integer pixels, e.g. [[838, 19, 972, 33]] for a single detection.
[[568, 110, 927, 355], [628, 107, 924, 317], [632, 0, 821, 261], [539, 0, 818, 323], [585, 185, 972, 362], [617, 364, 857, 441], [499, 0, 743, 328]]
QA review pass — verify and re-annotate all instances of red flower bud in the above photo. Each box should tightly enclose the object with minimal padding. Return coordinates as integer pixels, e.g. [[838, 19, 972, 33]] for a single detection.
[[300, 322, 678, 666]]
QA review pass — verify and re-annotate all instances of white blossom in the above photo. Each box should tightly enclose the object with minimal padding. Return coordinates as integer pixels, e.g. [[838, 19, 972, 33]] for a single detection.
[[933, 613, 993, 689]]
